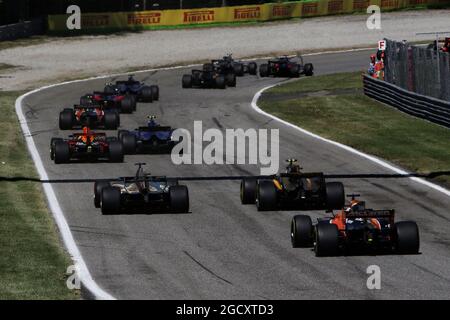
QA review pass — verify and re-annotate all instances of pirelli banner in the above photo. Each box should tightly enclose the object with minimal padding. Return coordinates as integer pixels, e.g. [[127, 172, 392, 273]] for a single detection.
[[48, 0, 450, 33]]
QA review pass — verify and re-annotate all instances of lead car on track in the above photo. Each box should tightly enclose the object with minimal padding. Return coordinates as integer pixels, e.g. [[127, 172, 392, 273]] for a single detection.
[[94, 163, 189, 215], [291, 194, 420, 256]]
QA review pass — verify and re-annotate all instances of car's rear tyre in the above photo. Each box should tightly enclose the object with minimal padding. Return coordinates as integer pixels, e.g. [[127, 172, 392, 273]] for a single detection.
[[50, 138, 63, 160], [109, 141, 124, 162], [226, 73, 236, 87], [141, 86, 153, 102], [54, 141, 70, 164], [325, 182, 345, 210], [291, 215, 313, 248], [240, 179, 257, 204], [150, 85, 159, 101], [59, 110, 75, 130], [94, 181, 110, 208], [314, 223, 339, 257], [182, 75, 193, 88], [118, 130, 129, 142], [120, 96, 134, 113], [248, 62, 257, 75], [215, 75, 226, 89], [169, 185, 189, 213], [259, 64, 269, 77], [256, 180, 277, 211], [130, 95, 137, 111], [104, 111, 119, 130], [233, 63, 244, 76], [304, 63, 314, 76], [121, 133, 136, 154], [395, 221, 420, 254], [101, 187, 121, 215]]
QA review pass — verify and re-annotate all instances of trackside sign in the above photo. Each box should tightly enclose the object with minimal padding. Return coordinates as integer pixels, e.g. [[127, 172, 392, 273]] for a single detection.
[[47, 0, 450, 33]]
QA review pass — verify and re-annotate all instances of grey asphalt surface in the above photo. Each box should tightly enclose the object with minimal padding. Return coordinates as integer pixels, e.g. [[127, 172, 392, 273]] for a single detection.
[[22, 50, 450, 299]]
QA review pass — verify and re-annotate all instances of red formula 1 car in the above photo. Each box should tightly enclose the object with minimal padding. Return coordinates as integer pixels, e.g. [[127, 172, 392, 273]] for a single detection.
[[80, 90, 136, 114], [50, 127, 124, 164], [290, 194, 420, 256], [59, 104, 120, 130]]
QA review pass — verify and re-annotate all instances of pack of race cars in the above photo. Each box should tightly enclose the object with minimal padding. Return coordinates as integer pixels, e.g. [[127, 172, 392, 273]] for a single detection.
[[49, 55, 420, 256]]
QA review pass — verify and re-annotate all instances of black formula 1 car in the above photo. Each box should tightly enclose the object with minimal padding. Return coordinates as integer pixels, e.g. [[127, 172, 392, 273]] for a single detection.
[[59, 104, 120, 130], [50, 127, 124, 164], [94, 163, 189, 215], [80, 90, 136, 113], [182, 69, 233, 89], [204, 54, 257, 77], [291, 194, 420, 257], [118, 116, 176, 154], [259, 55, 313, 78], [240, 159, 345, 211], [104, 75, 159, 103]]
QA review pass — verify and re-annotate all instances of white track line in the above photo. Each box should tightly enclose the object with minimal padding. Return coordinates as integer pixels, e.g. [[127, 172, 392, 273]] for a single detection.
[[251, 83, 450, 197], [13, 46, 408, 300]]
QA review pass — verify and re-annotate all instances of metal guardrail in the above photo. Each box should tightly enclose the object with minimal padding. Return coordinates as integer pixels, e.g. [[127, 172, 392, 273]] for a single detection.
[[363, 74, 450, 128]]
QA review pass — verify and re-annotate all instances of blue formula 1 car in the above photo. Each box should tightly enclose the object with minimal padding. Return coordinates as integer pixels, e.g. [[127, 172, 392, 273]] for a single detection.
[[118, 116, 177, 154], [104, 75, 159, 103]]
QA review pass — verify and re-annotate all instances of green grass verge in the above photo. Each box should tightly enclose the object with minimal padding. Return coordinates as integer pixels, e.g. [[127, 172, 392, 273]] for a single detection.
[[259, 72, 450, 186], [0, 91, 79, 299]]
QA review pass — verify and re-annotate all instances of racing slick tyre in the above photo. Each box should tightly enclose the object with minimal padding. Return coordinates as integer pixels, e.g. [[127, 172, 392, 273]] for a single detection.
[[304, 63, 314, 76], [121, 96, 134, 114], [104, 85, 115, 94], [182, 75, 193, 88], [256, 180, 277, 211], [259, 64, 269, 77], [233, 63, 244, 76], [169, 185, 189, 213], [118, 130, 129, 142], [104, 111, 119, 130], [394, 221, 420, 254], [290, 64, 301, 78], [94, 181, 110, 208], [291, 215, 313, 248], [240, 179, 257, 204], [150, 85, 159, 101], [130, 95, 137, 111], [141, 86, 153, 102], [314, 223, 339, 257], [108, 140, 124, 162], [54, 141, 70, 164], [59, 110, 75, 130], [248, 62, 257, 75], [325, 182, 345, 210], [226, 73, 236, 87], [101, 187, 121, 215], [121, 133, 136, 155], [203, 63, 214, 72], [50, 138, 63, 160], [215, 75, 226, 89]]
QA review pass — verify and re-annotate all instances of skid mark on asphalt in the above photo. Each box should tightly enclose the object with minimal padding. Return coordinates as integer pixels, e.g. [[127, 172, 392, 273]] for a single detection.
[[212, 117, 224, 129], [183, 250, 233, 285]]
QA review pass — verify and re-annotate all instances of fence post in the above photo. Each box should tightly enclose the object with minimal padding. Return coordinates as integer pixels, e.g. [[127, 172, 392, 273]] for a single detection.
[[407, 46, 414, 92]]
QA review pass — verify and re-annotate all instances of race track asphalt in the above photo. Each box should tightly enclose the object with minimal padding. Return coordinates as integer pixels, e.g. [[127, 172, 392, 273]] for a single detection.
[[21, 50, 450, 299]]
